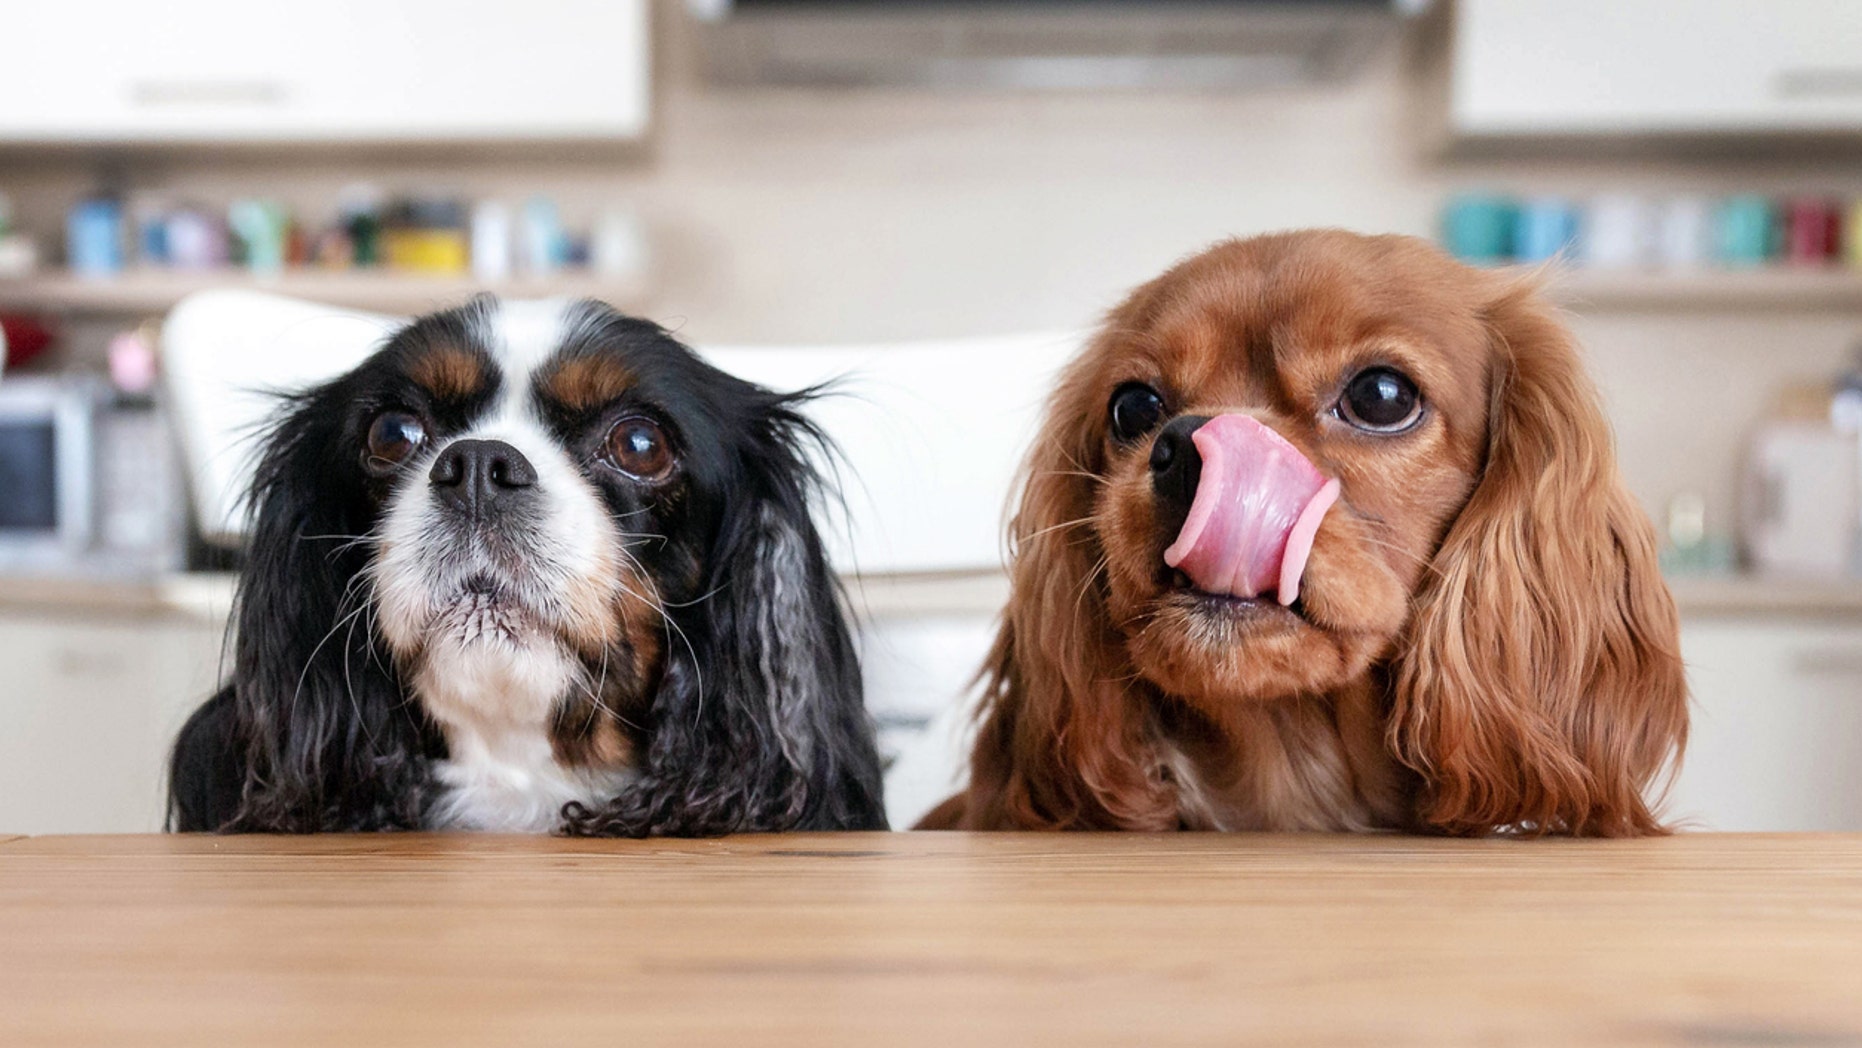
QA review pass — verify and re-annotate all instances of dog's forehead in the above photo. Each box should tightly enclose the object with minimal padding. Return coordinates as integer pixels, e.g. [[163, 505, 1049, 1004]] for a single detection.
[[487, 298, 578, 383], [1116, 251, 1489, 404], [391, 298, 559, 401], [395, 299, 647, 417], [489, 299, 655, 415]]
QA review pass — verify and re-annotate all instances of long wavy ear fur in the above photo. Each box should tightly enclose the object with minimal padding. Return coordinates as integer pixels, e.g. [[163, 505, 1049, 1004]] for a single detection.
[[1390, 279, 1688, 837], [168, 382, 439, 832], [563, 391, 886, 836], [950, 355, 1176, 831]]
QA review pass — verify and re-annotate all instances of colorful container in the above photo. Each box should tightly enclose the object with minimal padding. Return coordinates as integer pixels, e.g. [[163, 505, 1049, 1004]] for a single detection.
[[1782, 196, 1842, 266], [1440, 193, 1517, 265], [1714, 195, 1776, 268], [1514, 197, 1580, 263]]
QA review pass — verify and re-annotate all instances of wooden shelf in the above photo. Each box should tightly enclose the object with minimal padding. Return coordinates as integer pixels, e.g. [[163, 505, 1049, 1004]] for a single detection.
[[1665, 574, 1862, 617], [0, 572, 234, 621], [1549, 267, 1862, 312], [0, 270, 651, 317], [6, 268, 1861, 319]]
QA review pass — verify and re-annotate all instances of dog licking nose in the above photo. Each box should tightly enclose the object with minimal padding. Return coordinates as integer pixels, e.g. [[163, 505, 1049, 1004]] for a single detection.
[[1159, 414, 1339, 605]]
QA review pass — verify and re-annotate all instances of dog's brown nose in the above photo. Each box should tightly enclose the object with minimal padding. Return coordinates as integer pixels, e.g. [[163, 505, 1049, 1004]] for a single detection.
[[429, 438, 537, 518], [1150, 414, 1209, 513]]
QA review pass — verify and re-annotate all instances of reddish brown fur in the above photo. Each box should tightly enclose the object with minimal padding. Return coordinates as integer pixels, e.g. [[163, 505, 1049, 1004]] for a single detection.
[[547, 517, 664, 771], [922, 231, 1688, 837], [405, 345, 489, 402], [544, 355, 637, 414]]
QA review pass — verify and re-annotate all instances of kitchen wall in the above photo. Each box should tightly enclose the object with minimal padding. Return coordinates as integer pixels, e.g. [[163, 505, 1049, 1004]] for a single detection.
[[4, 28, 1860, 534]]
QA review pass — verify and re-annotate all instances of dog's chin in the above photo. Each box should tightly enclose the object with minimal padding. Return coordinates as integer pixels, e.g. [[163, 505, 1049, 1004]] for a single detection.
[[406, 581, 585, 728], [427, 573, 543, 645]]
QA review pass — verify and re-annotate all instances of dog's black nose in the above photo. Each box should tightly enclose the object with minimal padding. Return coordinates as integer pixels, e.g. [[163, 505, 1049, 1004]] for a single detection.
[[429, 439, 538, 517], [1150, 415, 1209, 513]]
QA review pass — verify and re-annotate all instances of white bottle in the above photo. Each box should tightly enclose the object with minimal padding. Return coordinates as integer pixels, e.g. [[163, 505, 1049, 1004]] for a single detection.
[[591, 207, 648, 279], [471, 200, 513, 283], [521, 197, 563, 278], [1831, 358, 1862, 577]]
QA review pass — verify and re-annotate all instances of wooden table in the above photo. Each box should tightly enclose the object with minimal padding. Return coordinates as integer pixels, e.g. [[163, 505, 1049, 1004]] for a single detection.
[[4, 833, 1861, 1047]]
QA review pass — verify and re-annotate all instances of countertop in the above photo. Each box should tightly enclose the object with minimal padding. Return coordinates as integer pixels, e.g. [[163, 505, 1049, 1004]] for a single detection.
[[3, 831, 1860, 1047], [3, 569, 1862, 621]]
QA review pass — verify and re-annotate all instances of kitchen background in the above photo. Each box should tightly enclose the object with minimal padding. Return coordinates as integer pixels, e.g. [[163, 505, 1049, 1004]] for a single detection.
[[2, 0, 1860, 833]]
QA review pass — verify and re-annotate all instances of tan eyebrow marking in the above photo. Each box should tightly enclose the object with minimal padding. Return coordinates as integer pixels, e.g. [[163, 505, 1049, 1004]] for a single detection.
[[543, 355, 635, 413], [406, 344, 489, 402]]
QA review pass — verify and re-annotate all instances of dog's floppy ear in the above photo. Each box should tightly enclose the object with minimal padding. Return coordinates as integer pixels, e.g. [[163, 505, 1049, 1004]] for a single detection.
[[1389, 278, 1688, 837], [168, 381, 435, 832], [947, 355, 1176, 831], [564, 390, 886, 836]]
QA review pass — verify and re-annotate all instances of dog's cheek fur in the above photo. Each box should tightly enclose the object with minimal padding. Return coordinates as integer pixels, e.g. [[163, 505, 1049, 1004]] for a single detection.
[[557, 388, 888, 837], [931, 363, 1179, 833], [167, 380, 443, 833], [370, 459, 442, 658], [1390, 281, 1689, 838]]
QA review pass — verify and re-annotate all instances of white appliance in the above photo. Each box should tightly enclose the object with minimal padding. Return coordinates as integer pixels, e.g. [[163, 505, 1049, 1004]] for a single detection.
[[0, 376, 186, 577], [1743, 421, 1859, 577]]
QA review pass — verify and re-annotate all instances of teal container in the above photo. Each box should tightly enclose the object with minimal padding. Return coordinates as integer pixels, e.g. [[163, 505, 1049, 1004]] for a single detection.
[[1714, 195, 1776, 268], [1441, 194, 1518, 265], [1514, 197, 1580, 263]]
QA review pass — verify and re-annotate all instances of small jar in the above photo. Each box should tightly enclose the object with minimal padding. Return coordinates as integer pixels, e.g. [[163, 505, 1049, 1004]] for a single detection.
[[383, 198, 469, 274]]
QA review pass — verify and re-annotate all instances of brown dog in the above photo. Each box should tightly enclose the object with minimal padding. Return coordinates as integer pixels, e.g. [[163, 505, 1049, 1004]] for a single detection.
[[923, 230, 1687, 836]]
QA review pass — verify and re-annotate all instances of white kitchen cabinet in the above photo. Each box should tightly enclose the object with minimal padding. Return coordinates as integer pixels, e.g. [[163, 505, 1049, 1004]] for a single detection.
[[0, 0, 650, 144], [0, 610, 225, 834], [1448, 0, 1862, 137], [857, 610, 996, 829], [1668, 617, 1862, 831]]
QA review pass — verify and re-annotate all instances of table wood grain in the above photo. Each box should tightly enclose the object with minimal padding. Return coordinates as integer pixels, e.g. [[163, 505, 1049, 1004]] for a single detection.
[[4, 832, 1861, 1047]]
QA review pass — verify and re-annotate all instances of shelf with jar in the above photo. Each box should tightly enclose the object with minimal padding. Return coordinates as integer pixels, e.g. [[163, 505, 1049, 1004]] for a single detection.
[[0, 269, 653, 318], [1445, 191, 1862, 313], [0, 188, 653, 318]]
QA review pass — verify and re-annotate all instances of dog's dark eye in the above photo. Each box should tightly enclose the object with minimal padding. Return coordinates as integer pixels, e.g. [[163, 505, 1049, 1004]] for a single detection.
[[605, 417, 673, 480], [1337, 368, 1422, 433], [1108, 382, 1166, 443], [364, 411, 428, 473]]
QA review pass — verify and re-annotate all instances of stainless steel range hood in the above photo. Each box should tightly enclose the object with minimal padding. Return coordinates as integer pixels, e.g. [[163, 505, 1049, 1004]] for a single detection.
[[686, 1, 1431, 89]]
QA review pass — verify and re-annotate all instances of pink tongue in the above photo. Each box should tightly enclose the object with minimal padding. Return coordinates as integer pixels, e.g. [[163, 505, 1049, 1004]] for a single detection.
[[1161, 414, 1339, 605]]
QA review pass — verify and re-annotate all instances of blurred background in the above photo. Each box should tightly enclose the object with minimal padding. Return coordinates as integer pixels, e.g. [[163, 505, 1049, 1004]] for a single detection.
[[2, 0, 1860, 834]]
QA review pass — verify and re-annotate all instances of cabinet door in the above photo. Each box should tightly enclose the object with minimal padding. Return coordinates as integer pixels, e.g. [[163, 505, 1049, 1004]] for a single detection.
[[858, 612, 997, 829], [0, 613, 225, 833], [1669, 618, 1862, 831], [1452, 0, 1862, 135], [0, 0, 649, 143]]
